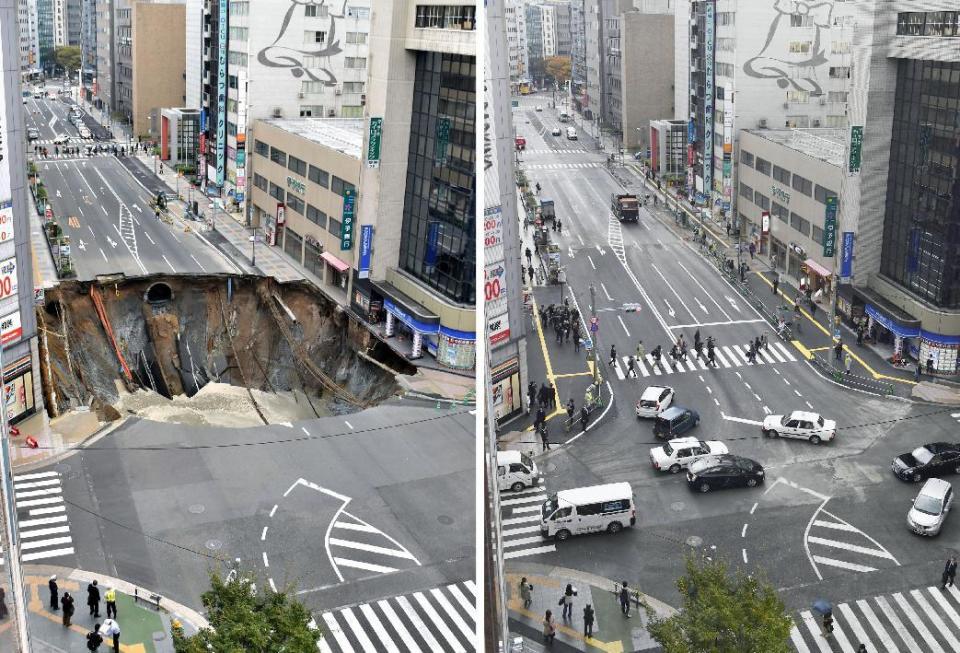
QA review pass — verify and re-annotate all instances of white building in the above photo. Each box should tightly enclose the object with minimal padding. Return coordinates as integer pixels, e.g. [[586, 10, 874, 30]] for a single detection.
[[672, 0, 689, 120], [184, 0, 201, 108], [17, 0, 40, 77], [504, 0, 528, 84]]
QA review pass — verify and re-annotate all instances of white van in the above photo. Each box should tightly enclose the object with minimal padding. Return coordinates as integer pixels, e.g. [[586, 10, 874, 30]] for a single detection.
[[540, 482, 635, 541], [497, 450, 540, 492], [566, 126, 578, 140]]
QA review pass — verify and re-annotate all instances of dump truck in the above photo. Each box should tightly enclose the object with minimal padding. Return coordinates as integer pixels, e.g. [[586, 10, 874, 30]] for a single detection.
[[611, 193, 640, 222]]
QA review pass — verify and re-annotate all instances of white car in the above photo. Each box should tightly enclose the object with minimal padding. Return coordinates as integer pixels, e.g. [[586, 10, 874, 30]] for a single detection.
[[907, 478, 953, 536], [52, 135, 70, 145], [636, 385, 674, 419], [535, 105, 543, 111], [551, 126, 561, 136], [650, 437, 729, 474], [762, 410, 835, 444]]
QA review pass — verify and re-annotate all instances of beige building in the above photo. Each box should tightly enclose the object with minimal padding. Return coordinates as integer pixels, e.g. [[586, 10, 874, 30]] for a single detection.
[[248, 119, 361, 305], [127, 1, 185, 137]]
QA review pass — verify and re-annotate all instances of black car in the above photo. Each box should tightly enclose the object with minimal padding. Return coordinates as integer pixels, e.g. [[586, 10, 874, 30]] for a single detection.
[[892, 443, 960, 482], [686, 454, 764, 493]]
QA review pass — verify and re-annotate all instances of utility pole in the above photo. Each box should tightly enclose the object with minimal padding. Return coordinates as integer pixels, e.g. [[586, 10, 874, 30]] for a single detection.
[[589, 284, 600, 387]]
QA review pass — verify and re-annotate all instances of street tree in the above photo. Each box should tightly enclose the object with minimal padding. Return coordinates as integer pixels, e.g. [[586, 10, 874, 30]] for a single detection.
[[542, 56, 572, 86], [171, 571, 321, 653], [54, 46, 82, 78], [643, 553, 793, 653]]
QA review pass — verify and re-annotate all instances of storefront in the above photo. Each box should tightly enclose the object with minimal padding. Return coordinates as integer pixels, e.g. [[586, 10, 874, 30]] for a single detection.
[[4, 353, 36, 424], [320, 251, 349, 290], [490, 356, 522, 423], [801, 258, 832, 295], [437, 327, 476, 371]]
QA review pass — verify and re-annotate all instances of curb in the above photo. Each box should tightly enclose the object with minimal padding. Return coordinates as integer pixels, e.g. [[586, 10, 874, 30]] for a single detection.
[[12, 416, 130, 473]]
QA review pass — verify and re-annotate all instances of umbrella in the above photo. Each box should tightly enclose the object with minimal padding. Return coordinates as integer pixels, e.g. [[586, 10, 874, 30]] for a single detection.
[[812, 599, 832, 615]]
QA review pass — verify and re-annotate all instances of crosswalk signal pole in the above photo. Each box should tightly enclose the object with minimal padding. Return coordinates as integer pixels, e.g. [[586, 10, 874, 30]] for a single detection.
[[589, 284, 599, 387]]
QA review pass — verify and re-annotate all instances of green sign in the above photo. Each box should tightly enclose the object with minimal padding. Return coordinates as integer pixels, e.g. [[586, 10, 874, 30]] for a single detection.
[[366, 117, 382, 169], [286, 176, 305, 195], [435, 116, 450, 165], [823, 196, 838, 257], [340, 188, 355, 251], [849, 125, 863, 174]]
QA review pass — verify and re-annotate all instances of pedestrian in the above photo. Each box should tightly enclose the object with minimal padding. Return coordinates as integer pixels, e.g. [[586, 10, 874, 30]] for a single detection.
[[694, 339, 703, 359], [566, 398, 575, 424], [86, 624, 104, 651], [749, 242, 756, 259], [556, 218, 562, 235], [547, 383, 556, 409], [694, 329, 701, 348], [583, 604, 595, 638], [772, 273, 779, 295], [528, 382, 537, 413], [49, 574, 59, 611], [708, 342, 716, 367], [528, 264, 535, 285], [857, 645, 867, 653], [636, 341, 645, 362], [927, 355, 935, 375], [754, 336, 762, 355], [100, 618, 120, 653], [543, 609, 556, 644], [856, 324, 864, 346], [61, 591, 75, 627], [0, 586, 7, 620], [942, 556, 957, 589], [746, 342, 756, 364], [822, 612, 834, 638], [105, 587, 117, 619], [540, 424, 550, 451], [525, 246, 532, 266], [609, 344, 617, 366], [564, 320, 571, 343], [580, 406, 589, 431], [739, 262, 747, 283], [519, 577, 533, 609], [626, 355, 636, 378], [619, 581, 631, 617], [845, 353, 852, 374], [726, 222, 731, 237], [521, 265, 526, 284], [574, 330, 581, 353], [535, 406, 546, 431], [916, 362, 922, 383], [834, 339, 843, 362], [539, 383, 549, 407], [561, 583, 575, 620], [88, 579, 101, 617], [679, 342, 688, 362]]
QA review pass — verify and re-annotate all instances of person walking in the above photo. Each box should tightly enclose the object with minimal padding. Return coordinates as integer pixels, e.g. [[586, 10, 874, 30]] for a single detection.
[[626, 355, 636, 378], [834, 339, 843, 362], [547, 383, 556, 409], [561, 584, 575, 620], [856, 324, 864, 346], [845, 353, 852, 374], [636, 341, 645, 363], [609, 344, 617, 366], [61, 591, 75, 627], [0, 586, 8, 620], [580, 406, 589, 431], [49, 575, 59, 611], [528, 382, 537, 414], [86, 624, 103, 651], [525, 246, 532, 266], [100, 618, 121, 653], [556, 218, 562, 235], [104, 587, 117, 619], [772, 272, 779, 296], [540, 424, 550, 451], [857, 645, 868, 653], [583, 604, 595, 638], [942, 556, 957, 589], [927, 355, 935, 375], [519, 577, 533, 609], [543, 610, 556, 644], [761, 333, 769, 352], [534, 406, 546, 432], [88, 580, 101, 618], [528, 264, 535, 286], [573, 326, 581, 353], [749, 242, 756, 259], [916, 361, 923, 383], [822, 612, 834, 638], [619, 582, 632, 617], [566, 399, 575, 425]]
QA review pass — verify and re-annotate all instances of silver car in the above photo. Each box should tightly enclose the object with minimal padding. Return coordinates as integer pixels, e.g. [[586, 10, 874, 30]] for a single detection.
[[907, 478, 953, 536]]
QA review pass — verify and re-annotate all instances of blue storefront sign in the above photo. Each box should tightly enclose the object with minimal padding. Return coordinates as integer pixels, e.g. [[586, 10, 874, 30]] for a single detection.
[[425, 222, 440, 270], [688, 119, 696, 144], [840, 232, 854, 278], [358, 225, 374, 279], [865, 305, 920, 338], [383, 299, 438, 335]]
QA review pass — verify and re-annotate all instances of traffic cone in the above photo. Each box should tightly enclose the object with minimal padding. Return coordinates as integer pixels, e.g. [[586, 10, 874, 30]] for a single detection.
[[9, 425, 19, 436], [25, 436, 38, 449]]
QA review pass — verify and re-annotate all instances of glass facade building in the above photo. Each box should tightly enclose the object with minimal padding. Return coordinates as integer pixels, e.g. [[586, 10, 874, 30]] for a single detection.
[[398, 51, 476, 306]]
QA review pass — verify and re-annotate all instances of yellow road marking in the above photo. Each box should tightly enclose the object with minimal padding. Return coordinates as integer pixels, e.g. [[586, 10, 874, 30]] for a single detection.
[[553, 372, 594, 379], [807, 346, 830, 353], [791, 340, 813, 360]]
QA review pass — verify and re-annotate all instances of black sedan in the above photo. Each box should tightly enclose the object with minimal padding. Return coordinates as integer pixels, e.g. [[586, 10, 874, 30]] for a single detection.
[[685, 455, 764, 493], [892, 443, 960, 482]]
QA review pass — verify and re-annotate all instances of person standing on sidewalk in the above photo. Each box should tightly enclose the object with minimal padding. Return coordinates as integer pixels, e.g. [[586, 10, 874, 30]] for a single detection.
[[540, 424, 550, 451], [542, 610, 556, 644], [519, 578, 533, 609], [609, 344, 617, 366], [0, 586, 8, 620], [916, 361, 923, 383], [61, 591, 75, 627], [525, 246, 532, 267], [86, 623, 103, 651], [845, 353, 852, 375], [772, 272, 779, 296], [49, 575, 59, 611], [100, 618, 121, 653], [105, 587, 118, 619], [88, 580, 101, 617], [583, 604, 595, 638], [619, 581, 632, 617], [834, 339, 843, 362]]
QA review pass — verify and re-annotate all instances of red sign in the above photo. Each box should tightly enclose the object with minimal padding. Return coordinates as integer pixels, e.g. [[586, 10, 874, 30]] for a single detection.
[[276, 204, 285, 226], [44, 207, 53, 220], [761, 211, 770, 234]]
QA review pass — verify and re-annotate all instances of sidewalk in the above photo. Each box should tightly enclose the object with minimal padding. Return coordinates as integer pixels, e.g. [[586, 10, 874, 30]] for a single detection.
[[7, 409, 118, 471], [507, 564, 676, 652]]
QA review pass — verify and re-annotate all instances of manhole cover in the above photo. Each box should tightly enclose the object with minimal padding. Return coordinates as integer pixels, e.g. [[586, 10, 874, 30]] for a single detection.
[[686, 535, 703, 548], [205, 539, 222, 550], [189, 504, 205, 514], [670, 502, 685, 512], [438, 515, 454, 526]]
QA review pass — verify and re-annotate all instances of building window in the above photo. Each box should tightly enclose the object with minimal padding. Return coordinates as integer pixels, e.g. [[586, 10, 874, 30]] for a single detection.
[[306, 30, 326, 44], [269, 146, 286, 167], [739, 182, 754, 202], [254, 140, 269, 157], [304, 4, 328, 17], [827, 91, 848, 103], [301, 81, 326, 94], [345, 57, 367, 69], [831, 41, 850, 54], [328, 216, 341, 236], [331, 176, 356, 198], [228, 26, 247, 41], [306, 204, 327, 228], [787, 90, 809, 103], [227, 122, 237, 136], [824, 115, 847, 128], [814, 184, 837, 204], [896, 12, 926, 36], [740, 150, 754, 168], [228, 51, 247, 66], [829, 66, 851, 79], [923, 11, 959, 36], [773, 165, 791, 185], [269, 182, 284, 201], [346, 31, 367, 44], [812, 225, 824, 244], [228, 1, 248, 16], [340, 106, 364, 118], [755, 158, 772, 176], [253, 173, 267, 191], [299, 106, 323, 117], [754, 192, 770, 211], [792, 174, 813, 196], [716, 11, 735, 26], [790, 212, 810, 236], [308, 165, 329, 188], [772, 202, 788, 222], [284, 228, 303, 264], [286, 193, 304, 215], [348, 6, 369, 19], [789, 41, 811, 53], [790, 14, 813, 27], [342, 81, 364, 93], [288, 155, 306, 176]]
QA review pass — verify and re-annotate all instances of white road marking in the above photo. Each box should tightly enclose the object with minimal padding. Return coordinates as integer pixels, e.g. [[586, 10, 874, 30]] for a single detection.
[[162, 255, 176, 272], [600, 282, 614, 301], [806, 536, 896, 559], [617, 315, 630, 337], [143, 231, 155, 245], [17, 515, 68, 529], [800, 611, 832, 653], [587, 255, 596, 270], [99, 248, 108, 262], [812, 519, 856, 531], [795, 389, 802, 397], [269, 504, 278, 518], [806, 401, 815, 409], [720, 413, 763, 426], [742, 548, 748, 564], [741, 523, 748, 537], [344, 421, 354, 430], [651, 263, 696, 320], [762, 406, 771, 415], [911, 589, 960, 651], [855, 599, 899, 653], [358, 603, 401, 653], [334, 557, 397, 574], [874, 595, 916, 652], [262, 551, 269, 568], [577, 233, 584, 245], [790, 624, 812, 653], [811, 555, 876, 573], [268, 578, 277, 593], [328, 538, 418, 559], [261, 526, 268, 541], [893, 592, 943, 653], [750, 503, 758, 515], [190, 255, 207, 272]]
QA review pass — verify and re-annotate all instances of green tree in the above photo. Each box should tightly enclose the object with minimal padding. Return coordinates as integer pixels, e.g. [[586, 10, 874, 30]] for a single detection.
[[543, 56, 572, 86], [172, 571, 321, 653], [54, 46, 82, 77], [644, 553, 793, 653]]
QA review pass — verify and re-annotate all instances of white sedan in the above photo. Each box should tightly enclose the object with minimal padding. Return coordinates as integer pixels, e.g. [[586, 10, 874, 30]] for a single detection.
[[650, 437, 729, 474], [535, 105, 543, 111], [762, 410, 835, 444]]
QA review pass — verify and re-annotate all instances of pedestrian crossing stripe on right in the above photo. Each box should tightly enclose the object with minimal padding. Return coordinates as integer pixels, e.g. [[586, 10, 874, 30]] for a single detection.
[[610, 341, 797, 380], [524, 162, 603, 170], [790, 583, 960, 653], [0, 470, 75, 567], [499, 486, 555, 561], [316, 580, 476, 653]]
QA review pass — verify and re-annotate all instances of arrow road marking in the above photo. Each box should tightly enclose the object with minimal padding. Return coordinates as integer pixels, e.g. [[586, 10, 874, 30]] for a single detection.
[[664, 299, 675, 317], [133, 204, 142, 212], [596, 245, 605, 256], [719, 412, 763, 426], [695, 297, 708, 313], [76, 239, 86, 251], [725, 295, 742, 313]]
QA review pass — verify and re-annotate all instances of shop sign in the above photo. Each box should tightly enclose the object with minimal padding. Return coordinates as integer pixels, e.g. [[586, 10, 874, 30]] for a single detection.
[[761, 211, 770, 234], [340, 188, 355, 251], [286, 176, 306, 195], [366, 117, 382, 169], [487, 312, 510, 347], [702, 1, 715, 198], [0, 310, 21, 345], [485, 261, 507, 316], [276, 203, 285, 226], [215, 0, 228, 186], [34, 287, 44, 306], [849, 125, 863, 174], [823, 196, 838, 257], [771, 185, 790, 205], [4, 370, 33, 421], [435, 116, 450, 166], [840, 231, 855, 278], [0, 257, 18, 300], [0, 202, 14, 243], [358, 225, 373, 279]]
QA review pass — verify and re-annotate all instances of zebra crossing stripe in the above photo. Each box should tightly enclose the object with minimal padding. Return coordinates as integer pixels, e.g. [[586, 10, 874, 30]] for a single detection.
[[789, 624, 811, 653], [644, 355, 661, 375], [837, 603, 872, 652], [15, 487, 62, 499], [503, 545, 555, 559], [875, 595, 920, 652], [714, 347, 733, 367], [328, 539, 418, 559], [893, 591, 944, 653], [396, 595, 448, 652], [341, 607, 377, 652], [357, 603, 399, 653], [376, 599, 420, 651], [912, 589, 960, 651], [931, 586, 960, 630], [766, 345, 787, 363], [322, 612, 354, 652], [14, 478, 61, 489], [612, 359, 625, 380], [333, 558, 397, 574], [14, 471, 58, 480], [19, 525, 70, 539], [413, 591, 466, 652], [855, 598, 899, 653], [732, 345, 751, 365], [806, 536, 896, 559], [758, 348, 777, 364], [22, 547, 75, 562], [430, 587, 475, 643], [800, 611, 831, 653]]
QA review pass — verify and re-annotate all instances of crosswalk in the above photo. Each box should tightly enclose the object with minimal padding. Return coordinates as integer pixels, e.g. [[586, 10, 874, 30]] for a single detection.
[[806, 507, 899, 576], [499, 486, 555, 561], [608, 341, 798, 380], [31, 137, 95, 146], [523, 148, 587, 154], [524, 162, 603, 170], [316, 580, 476, 652], [790, 583, 960, 653], [0, 470, 75, 566]]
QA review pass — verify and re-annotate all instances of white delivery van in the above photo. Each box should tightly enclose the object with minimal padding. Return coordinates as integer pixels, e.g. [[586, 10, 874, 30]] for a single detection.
[[566, 126, 578, 140], [497, 450, 540, 492], [540, 482, 635, 541]]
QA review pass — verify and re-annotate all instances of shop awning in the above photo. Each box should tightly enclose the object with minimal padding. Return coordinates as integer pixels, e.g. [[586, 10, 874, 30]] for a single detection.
[[320, 251, 350, 273], [803, 258, 831, 278]]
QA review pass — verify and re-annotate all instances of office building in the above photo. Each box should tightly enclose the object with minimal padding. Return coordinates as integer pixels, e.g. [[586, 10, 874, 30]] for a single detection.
[[620, 6, 673, 151], [159, 107, 200, 169], [37, 0, 53, 73], [569, 0, 586, 108], [673, 0, 690, 121], [183, 0, 201, 108], [79, 0, 95, 85], [504, 0, 528, 86], [649, 118, 688, 182], [524, 3, 544, 85], [16, 0, 40, 78]]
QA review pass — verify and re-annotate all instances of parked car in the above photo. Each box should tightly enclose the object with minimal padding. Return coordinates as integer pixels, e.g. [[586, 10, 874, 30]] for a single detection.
[[636, 386, 674, 419], [892, 443, 960, 482], [762, 410, 835, 444], [52, 135, 70, 145], [650, 437, 728, 474], [686, 455, 765, 493], [535, 105, 543, 111], [907, 478, 954, 536], [653, 406, 699, 439]]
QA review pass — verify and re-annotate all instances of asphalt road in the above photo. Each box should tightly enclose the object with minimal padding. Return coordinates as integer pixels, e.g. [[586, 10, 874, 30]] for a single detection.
[[49, 400, 475, 618], [39, 155, 238, 279], [506, 95, 958, 625]]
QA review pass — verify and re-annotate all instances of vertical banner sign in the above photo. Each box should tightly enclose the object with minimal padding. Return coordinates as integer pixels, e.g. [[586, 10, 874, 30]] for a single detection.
[[0, 31, 10, 201], [358, 225, 373, 278], [0, 257, 19, 301], [366, 117, 382, 169], [848, 125, 863, 174], [823, 196, 838, 257], [702, 1, 715, 202], [215, 0, 228, 186], [0, 202, 14, 243], [236, 68, 247, 200], [435, 116, 450, 166], [339, 188, 355, 250], [721, 82, 733, 212], [424, 221, 440, 271], [840, 231, 854, 279]]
